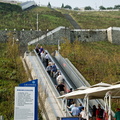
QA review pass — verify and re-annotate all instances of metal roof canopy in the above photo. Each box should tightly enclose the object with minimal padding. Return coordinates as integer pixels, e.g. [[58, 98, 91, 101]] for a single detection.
[[57, 83, 120, 120]]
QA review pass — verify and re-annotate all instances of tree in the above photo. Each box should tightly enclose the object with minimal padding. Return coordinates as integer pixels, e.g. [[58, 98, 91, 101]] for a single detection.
[[47, 2, 51, 8], [106, 7, 113, 10], [74, 7, 80, 10], [84, 6, 92, 10], [99, 6, 106, 10], [64, 5, 72, 9], [61, 3, 64, 8], [114, 5, 120, 9]]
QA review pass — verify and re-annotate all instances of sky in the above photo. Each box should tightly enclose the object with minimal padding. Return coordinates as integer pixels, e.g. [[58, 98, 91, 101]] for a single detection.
[[19, 0, 120, 9]]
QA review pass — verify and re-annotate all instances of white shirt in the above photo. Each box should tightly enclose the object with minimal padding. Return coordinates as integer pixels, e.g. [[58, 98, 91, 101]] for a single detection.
[[56, 74, 63, 84], [80, 110, 87, 119], [45, 54, 49, 59]]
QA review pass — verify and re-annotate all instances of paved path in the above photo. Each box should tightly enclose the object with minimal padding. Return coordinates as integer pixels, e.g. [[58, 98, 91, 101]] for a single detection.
[[64, 14, 81, 29]]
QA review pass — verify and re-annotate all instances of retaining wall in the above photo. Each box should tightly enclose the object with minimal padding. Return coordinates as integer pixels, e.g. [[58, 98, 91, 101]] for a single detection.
[[107, 27, 120, 44], [70, 29, 107, 43], [0, 26, 120, 47]]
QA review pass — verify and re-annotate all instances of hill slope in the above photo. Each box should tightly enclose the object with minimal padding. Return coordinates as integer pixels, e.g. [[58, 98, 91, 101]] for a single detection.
[[57, 9, 120, 29], [0, 4, 73, 30]]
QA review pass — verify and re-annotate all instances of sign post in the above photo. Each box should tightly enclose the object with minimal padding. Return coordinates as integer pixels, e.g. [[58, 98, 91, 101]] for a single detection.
[[14, 79, 38, 120]]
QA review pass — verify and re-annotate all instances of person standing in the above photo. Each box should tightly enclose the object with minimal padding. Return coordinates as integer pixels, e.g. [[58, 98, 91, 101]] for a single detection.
[[56, 83, 65, 95], [114, 108, 120, 120], [44, 53, 50, 67], [78, 103, 84, 113], [46, 63, 52, 75], [56, 72, 64, 84], [67, 101, 75, 111], [92, 105, 97, 120], [70, 104, 80, 117], [35, 43, 39, 54], [103, 110, 108, 120], [51, 63, 57, 77], [39, 46, 44, 53], [80, 107, 87, 120], [67, 88, 73, 107], [96, 104, 104, 120], [40, 50, 45, 62]]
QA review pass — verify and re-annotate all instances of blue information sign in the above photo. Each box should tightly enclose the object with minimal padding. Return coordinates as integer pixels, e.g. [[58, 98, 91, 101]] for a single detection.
[[19, 79, 38, 120]]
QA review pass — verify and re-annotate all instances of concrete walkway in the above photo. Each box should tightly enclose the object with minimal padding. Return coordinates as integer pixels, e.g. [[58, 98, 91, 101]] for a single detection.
[[63, 14, 81, 29]]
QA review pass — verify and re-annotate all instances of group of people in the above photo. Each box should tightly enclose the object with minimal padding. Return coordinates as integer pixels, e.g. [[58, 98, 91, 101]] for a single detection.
[[92, 104, 120, 120], [46, 61, 67, 96], [35, 45, 50, 67], [92, 104, 104, 120], [66, 102, 120, 120], [35, 44, 67, 95], [67, 102, 87, 120]]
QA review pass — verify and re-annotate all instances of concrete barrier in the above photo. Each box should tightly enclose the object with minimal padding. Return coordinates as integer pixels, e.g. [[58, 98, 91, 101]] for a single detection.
[[107, 27, 120, 44]]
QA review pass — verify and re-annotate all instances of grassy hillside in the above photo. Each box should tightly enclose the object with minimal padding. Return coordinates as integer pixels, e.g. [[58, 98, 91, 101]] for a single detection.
[[0, 41, 28, 119], [0, 4, 73, 30], [1, 3, 120, 30], [71, 11, 120, 29], [57, 9, 120, 29], [60, 40, 120, 85], [0, 2, 22, 12]]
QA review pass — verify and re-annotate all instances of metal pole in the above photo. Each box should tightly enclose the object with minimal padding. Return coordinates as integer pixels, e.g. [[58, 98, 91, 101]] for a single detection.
[[37, 13, 38, 31], [62, 98, 65, 111], [58, 40, 61, 53], [58, 40, 59, 53], [108, 92, 111, 120], [13, 28, 16, 46], [87, 95, 89, 120], [64, 98, 67, 117]]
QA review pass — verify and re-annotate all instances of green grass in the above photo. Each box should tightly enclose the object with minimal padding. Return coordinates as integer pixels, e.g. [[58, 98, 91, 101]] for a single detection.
[[0, 43, 28, 120], [0, 6, 73, 30], [56, 9, 120, 29], [71, 11, 120, 29], [60, 41, 120, 84], [42, 41, 120, 111]]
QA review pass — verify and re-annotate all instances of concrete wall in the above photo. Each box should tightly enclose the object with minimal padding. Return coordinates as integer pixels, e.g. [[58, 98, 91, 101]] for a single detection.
[[70, 29, 107, 43], [28, 27, 120, 46], [28, 26, 70, 45], [0, 26, 120, 47], [107, 27, 120, 44]]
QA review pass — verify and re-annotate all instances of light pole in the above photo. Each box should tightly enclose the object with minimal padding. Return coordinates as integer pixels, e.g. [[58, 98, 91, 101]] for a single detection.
[[36, 13, 38, 31], [5, 28, 7, 42], [13, 28, 16, 46], [58, 40, 60, 53], [46, 29, 49, 41]]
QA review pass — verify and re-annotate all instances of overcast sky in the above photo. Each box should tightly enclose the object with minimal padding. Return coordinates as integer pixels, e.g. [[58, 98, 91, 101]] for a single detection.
[[20, 0, 120, 9]]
